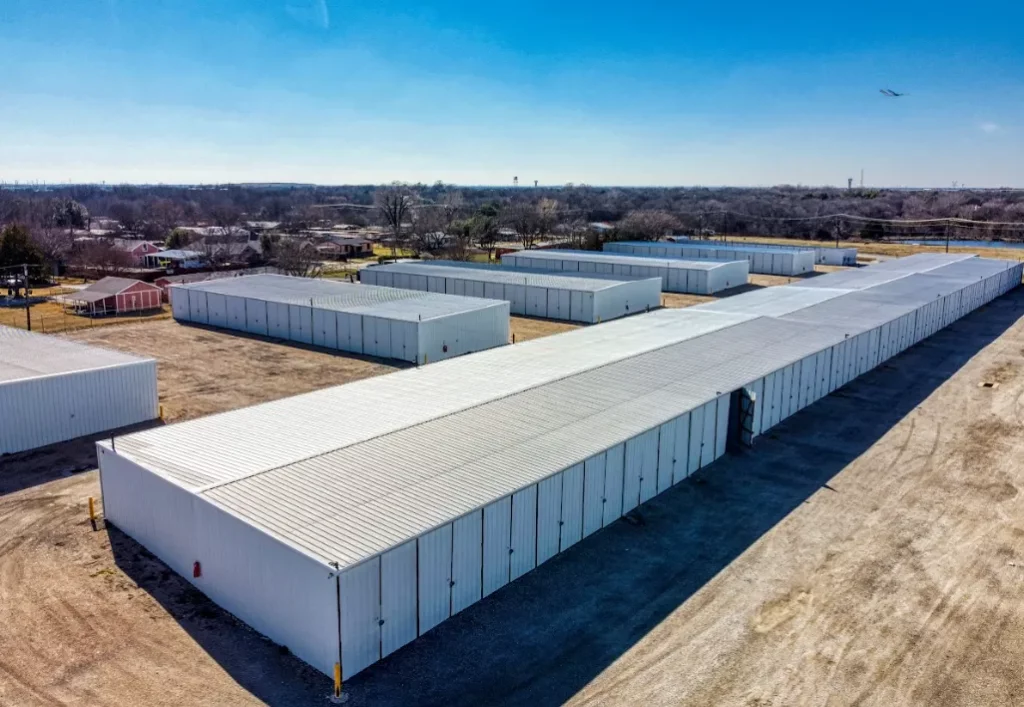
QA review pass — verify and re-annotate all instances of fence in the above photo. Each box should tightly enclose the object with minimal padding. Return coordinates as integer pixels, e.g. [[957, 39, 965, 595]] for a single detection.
[[0, 304, 172, 334]]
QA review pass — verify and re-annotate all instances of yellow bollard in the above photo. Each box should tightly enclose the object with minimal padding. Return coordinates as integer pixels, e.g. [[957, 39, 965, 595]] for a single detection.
[[334, 663, 342, 698], [88, 497, 97, 531], [159, 404, 164, 419]]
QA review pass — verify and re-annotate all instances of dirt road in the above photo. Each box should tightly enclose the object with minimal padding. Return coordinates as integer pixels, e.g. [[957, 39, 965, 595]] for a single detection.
[[3, 287, 1023, 706]]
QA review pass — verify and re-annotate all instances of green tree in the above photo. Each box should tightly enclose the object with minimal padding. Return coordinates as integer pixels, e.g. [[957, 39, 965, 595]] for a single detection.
[[0, 225, 45, 285], [165, 228, 193, 249], [52, 199, 89, 235]]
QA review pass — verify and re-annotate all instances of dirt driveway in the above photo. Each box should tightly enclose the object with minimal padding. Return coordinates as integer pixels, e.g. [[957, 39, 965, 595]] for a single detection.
[[4, 283, 1023, 706]]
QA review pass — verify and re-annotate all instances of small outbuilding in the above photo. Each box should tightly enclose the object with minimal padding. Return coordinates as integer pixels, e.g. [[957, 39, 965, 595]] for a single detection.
[[64, 277, 164, 316]]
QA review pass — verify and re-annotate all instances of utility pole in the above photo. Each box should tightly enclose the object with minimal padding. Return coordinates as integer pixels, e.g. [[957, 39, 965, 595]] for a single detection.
[[23, 264, 32, 331], [945, 220, 951, 253]]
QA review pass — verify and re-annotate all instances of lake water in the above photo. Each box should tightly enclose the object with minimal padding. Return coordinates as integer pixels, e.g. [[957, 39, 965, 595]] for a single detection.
[[901, 239, 1024, 250]]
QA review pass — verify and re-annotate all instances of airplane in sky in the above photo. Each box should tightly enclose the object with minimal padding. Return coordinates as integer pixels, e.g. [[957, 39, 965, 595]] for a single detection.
[[879, 89, 907, 97]]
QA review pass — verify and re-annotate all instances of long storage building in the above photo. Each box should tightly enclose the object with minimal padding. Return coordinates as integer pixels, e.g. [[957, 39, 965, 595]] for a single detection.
[[668, 237, 858, 266], [361, 260, 662, 323], [100, 254, 1021, 681], [501, 249, 748, 294], [1, 325, 158, 455], [607, 240, 817, 275], [170, 274, 510, 364]]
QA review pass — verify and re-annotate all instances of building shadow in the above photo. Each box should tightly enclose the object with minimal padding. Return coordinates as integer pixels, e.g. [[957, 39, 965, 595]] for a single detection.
[[0, 419, 165, 497], [102, 290, 1023, 707]]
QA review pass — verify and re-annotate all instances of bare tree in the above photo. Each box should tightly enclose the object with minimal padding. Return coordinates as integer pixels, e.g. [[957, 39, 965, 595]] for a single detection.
[[504, 200, 541, 249], [612, 210, 681, 241], [559, 217, 589, 248], [272, 238, 323, 278], [409, 209, 447, 255], [30, 225, 75, 275], [375, 183, 415, 257], [71, 240, 134, 276]]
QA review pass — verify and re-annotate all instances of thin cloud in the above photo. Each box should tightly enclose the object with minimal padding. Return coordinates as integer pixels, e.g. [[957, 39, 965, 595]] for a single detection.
[[285, 0, 330, 29], [979, 122, 1000, 134]]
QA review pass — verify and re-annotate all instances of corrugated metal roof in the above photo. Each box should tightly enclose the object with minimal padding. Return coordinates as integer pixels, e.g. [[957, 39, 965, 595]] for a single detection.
[[110, 253, 1020, 570], [367, 261, 658, 292], [176, 273, 506, 321], [200, 316, 848, 567], [617, 240, 817, 255], [115, 307, 756, 489], [0, 325, 154, 383], [691, 286, 851, 317], [504, 249, 745, 271]]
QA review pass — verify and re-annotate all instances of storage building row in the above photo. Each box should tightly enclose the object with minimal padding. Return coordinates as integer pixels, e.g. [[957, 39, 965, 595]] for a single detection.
[[100, 254, 1021, 681], [361, 260, 661, 323], [170, 274, 509, 364], [606, 240, 816, 275], [501, 249, 748, 294], [667, 236, 858, 266]]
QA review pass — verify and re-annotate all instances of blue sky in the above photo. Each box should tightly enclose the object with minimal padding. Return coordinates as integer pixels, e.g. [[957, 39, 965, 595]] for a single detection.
[[2, 0, 1023, 186]]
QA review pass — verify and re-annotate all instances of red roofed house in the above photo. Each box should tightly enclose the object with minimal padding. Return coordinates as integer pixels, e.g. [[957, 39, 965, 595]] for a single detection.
[[65, 276, 163, 316]]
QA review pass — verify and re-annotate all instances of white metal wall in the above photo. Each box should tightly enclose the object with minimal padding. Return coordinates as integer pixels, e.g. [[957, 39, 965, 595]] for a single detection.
[[98, 446, 339, 676], [606, 242, 816, 276], [502, 252, 744, 295], [362, 267, 659, 324], [331, 391, 732, 678], [171, 287, 508, 365], [1, 361, 158, 455]]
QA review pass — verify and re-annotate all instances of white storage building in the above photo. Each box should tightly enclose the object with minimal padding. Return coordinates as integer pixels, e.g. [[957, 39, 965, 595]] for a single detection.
[[170, 274, 510, 364], [501, 249, 748, 294], [607, 240, 817, 275], [361, 261, 662, 323], [99, 254, 1021, 681], [668, 237, 858, 266], [0, 325, 158, 455]]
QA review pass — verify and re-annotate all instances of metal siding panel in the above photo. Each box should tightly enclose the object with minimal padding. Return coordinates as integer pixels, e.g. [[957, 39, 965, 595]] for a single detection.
[[380, 540, 417, 657], [536, 474, 563, 565], [672, 412, 691, 482], [560, 463, 584, 550], [749, 377, 765, 436], [340, 558, 380, 680], [510, 486, 538, 580], [622, 435, 643, 512], [603, 444, 625, 526], [637, 428, 659, 503], [207, 293, 228, 327], [582, 454, 606, 537], [798, 355, 814, 409], [482, 497, 512, 597], [656, 419, 675, 494], [688, 404, 705, 472], [450, 511, 483, 614], [245, 298, 268, 336], [762, 371, 777, 429], [417, 524, 453, 634], [714, 393, 729, 460], [700, 399, 717, 468]]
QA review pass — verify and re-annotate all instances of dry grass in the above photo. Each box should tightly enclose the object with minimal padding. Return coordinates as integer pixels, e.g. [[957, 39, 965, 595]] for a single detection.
[[0, 301, 171, 333]]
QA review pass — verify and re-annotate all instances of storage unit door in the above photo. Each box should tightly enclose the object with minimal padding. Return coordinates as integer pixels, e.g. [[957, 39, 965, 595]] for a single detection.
[[798, 355, 815, 410], [748, 377, 766, 437], [762, 372, 777, 429], [509, 486, 538, 581], [482, 497, 512, 597], [418, 524, 453, 634], [380, 540, 418, 657], [471, 281, 485, 298], [428, 276, 446, 293], [636, 428, 660, 504], [560, 463, 585, 550], [312, 308, 338, 349], [527, 288, 546, 317], [508, 284, 527, 314], [536, 474, 563, 565], [878, 323, 890, 362], [245, 298, 268, 336], [714, 394, 729, 460], [207, 293, 228, 327], [188, 286, 207, 321], [815, 350, 831, 400], [602, 444, 625, 526], [339, 558, 381, 680], [780, 364, 794, 419], [267, 302, 289, 338], [484, 282, 503, 301], [688, 404, 705, 472], [450, 511, 483, 615], [391, 320, 416, 363], [170, 288, 190, 320], [672, 412, 691, 481], [570, 291, 585, 323], [226, 295, 246, 329], [656, 419, 676, 494], [582, 454, 606, 538], [546, 289, 561, 320], [288, 304, 313, 344]]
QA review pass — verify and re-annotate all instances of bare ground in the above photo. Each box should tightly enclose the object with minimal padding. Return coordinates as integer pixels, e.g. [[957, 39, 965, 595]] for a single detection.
[[3, 282, 1023, 706]]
